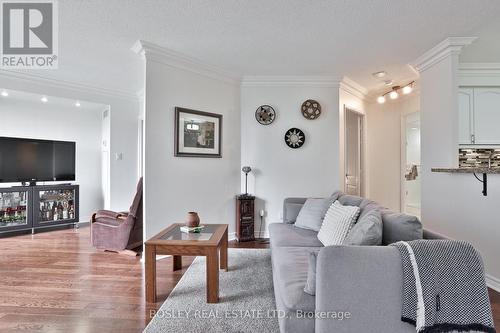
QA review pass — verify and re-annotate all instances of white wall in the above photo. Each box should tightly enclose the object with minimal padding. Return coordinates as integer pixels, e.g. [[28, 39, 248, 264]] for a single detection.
[[143, 60, 241, 238], [107, 99, 140, 211], [419, 52, 500, 287], [0, 98, 103, 222], [364, 94, 420, 212], [0, 72, 140, 212], [240, 83, 340, 233]]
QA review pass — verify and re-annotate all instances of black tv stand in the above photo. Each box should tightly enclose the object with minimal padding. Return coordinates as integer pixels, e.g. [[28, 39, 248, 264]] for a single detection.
[[0, 184, 79, 235]]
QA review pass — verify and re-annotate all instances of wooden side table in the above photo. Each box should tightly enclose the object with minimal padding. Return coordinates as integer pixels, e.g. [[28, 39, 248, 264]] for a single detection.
[[144, 223, 228, 303], [236, 195, 255, 242]]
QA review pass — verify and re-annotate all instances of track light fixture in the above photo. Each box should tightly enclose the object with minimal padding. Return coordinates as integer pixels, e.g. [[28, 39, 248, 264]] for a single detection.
[[377, 81, 415, 104]]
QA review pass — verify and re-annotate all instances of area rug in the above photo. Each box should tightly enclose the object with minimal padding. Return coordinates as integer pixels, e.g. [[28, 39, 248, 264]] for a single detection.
[[144, 248, 279, 333]]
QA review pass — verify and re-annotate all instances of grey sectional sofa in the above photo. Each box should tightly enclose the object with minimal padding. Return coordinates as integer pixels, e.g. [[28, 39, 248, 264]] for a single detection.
[[269, 193, 439, 333]]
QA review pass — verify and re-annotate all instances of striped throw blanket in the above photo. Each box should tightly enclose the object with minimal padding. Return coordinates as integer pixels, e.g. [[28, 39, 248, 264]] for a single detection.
[[392, 240, 496, 333]]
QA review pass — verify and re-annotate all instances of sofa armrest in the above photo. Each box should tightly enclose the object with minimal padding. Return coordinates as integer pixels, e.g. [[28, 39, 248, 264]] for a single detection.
[[95, 210, 123, 219], [315, 246, 413, 333], [423, 228, 447, 240], [283, 197, 307, 224]]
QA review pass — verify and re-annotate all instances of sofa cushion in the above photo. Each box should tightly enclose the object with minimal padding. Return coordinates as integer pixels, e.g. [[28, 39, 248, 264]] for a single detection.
[[303, 250, 319, 295], [343, 208, 383, 246], [283, 198, 308, 224], [317, 201, 360, 246], [382, 211, 423, 245], [271, 246, 317, 312], [284, 202, 304, 224], [337, 194, 364, 207], [295, 196, 336, 231], [269, 223, 323, 248]]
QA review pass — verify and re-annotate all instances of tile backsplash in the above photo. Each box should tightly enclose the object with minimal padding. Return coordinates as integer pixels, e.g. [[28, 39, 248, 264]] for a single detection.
[[459, 148, 500, 168]]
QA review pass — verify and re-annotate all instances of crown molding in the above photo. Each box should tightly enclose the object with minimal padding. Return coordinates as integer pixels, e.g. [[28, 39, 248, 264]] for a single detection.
[[132, 40, 240, 85], [459, 63, 500, 76], [458, 63, 500, 86], [339, 76, 368, 100], [240, 75, 341, 87], [411, 37, 477, 73], [0, 69, 138, 102]]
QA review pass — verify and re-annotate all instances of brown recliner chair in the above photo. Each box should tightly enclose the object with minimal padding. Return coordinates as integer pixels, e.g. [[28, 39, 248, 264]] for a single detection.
[[91, 177, 143, 255]]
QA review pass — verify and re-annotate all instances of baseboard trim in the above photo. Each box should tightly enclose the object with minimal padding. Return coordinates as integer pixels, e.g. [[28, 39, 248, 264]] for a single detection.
[[486, 274, 500, 293]]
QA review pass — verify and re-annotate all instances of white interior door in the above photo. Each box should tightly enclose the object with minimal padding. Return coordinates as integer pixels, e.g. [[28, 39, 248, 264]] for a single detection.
[[344, 108, 363, 196]]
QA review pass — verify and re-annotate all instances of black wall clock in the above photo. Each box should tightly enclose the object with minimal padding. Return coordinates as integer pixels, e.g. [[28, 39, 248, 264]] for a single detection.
[[255, 105, 276, 125], [284, 128, 305, 149]]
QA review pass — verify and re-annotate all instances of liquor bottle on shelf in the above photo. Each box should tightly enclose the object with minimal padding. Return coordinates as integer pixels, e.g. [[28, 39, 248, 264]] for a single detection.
[[58, 202, 64, 219], [69, 206, 75, 219], [20, 204, 26, 218], [53, 203, 58, 221], [62, 202, 68, 219], [40, 204, 45, 220], [45, 203, 52, 221]]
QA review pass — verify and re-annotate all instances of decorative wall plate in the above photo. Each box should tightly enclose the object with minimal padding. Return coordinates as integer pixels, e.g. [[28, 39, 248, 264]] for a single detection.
[[284, 128, 305, 149], [301, 99, 321, 120], [255, 105, 276, 125]]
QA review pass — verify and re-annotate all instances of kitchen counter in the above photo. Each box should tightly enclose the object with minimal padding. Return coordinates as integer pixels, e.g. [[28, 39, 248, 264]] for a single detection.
[[431, 167, 499, 196], [431, 167, 500, 174]]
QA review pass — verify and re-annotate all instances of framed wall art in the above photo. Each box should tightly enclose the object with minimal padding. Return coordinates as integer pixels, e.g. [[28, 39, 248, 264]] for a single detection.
[[174, 107, 222, 158]]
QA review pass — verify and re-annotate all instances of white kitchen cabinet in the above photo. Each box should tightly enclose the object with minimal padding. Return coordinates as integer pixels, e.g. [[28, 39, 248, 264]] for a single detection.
[[474, 88, 500, 144], [458, 88, 474, 144], [458, 87, 500, 145]]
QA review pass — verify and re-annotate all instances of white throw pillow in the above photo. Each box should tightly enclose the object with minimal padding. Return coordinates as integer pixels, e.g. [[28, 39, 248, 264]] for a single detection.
[[317, 201, 360, 246]]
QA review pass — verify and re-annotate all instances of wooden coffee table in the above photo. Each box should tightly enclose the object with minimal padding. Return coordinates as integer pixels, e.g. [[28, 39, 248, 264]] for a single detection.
[[144, 223, 228, 303]]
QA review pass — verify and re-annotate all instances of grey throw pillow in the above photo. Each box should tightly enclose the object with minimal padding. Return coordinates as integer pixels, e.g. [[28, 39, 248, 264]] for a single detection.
[[283, 203, 304, 224], [337, 194, 364, 207], [382, 211, 423, 245], [295, 195, 338, 231], [304, 250, 319, 295], [343, 209, 383, 246]]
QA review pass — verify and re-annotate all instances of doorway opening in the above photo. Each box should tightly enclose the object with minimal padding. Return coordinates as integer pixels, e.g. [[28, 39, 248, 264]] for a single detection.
[[401, 112, 421, 218], [344, 107, 364, 196]]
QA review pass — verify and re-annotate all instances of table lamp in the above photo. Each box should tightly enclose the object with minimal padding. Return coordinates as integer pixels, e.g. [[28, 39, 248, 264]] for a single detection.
[[242, 166, 251, 195]]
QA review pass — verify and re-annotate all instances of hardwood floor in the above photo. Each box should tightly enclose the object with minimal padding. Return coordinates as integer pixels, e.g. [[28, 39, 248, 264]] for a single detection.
[[0, 227, 498, 332], [0, 227, 267, 332]]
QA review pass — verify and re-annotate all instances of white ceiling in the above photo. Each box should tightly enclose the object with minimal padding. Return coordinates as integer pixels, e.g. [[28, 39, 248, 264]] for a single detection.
[[8, 0, 500, 95], [0, 89, 107, 113]]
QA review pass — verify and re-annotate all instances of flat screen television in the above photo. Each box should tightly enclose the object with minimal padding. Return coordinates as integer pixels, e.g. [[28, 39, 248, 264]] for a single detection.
[[0, 137, 76, 183]]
